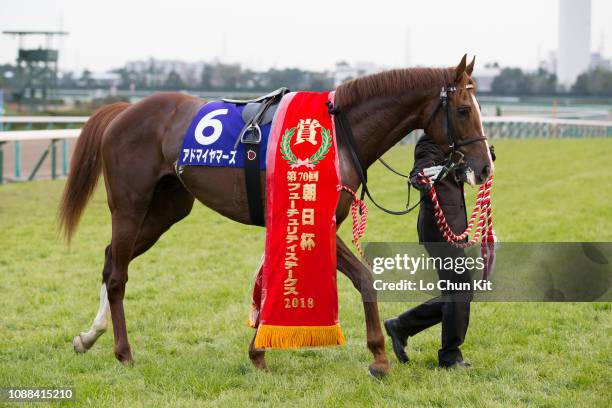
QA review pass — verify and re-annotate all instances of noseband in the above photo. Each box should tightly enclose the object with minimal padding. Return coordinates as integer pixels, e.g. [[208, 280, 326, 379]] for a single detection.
[[425, 83, 487, 165]]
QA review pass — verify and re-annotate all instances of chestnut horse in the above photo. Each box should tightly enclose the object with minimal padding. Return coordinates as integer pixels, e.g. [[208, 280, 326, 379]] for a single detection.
[[60, 55, 493, 377]]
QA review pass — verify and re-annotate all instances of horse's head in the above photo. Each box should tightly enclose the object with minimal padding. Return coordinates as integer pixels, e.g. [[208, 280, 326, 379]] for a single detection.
[[424, 55, 494, 185]]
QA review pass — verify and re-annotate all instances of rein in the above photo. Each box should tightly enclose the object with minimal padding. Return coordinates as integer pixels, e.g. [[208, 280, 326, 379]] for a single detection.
[[329, 101, 428, 216]]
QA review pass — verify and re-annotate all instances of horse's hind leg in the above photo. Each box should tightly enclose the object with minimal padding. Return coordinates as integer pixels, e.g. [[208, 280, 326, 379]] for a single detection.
[[72, 177, 194, 357], [105, 208, 148, 364], [107, 176, 193, 364], [336, 236, 389, 378]]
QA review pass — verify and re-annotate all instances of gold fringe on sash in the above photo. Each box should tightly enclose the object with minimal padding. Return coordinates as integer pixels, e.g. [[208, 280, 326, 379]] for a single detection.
[[254, 324, 346, 349]]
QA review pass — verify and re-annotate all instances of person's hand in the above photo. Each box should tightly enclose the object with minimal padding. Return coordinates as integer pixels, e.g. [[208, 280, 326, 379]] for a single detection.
[[410, 175, 431, 192]]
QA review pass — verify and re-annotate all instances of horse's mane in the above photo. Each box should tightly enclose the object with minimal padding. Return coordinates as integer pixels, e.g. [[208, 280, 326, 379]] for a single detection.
[[335, 67, 455, 108]]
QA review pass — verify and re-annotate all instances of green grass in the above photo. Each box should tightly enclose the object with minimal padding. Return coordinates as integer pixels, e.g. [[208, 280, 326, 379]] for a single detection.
[[1, 139, 611, 407]]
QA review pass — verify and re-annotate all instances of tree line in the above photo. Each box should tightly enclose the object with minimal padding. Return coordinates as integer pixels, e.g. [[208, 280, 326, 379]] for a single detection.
[[491, 67, 612, 96], [58, 63, 334, 93]]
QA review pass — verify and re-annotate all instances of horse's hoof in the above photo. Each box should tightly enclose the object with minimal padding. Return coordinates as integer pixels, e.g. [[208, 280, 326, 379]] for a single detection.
[[73, 335, 87, 354], [121, 359, 135, 367], [251, 362, 269, 373], [368, 364, 388, 379], [249, 347, 267, 371], [116, 354, 134, 366], [114, 348, 134, 366], [249, 357, 267, 371], [252, 361, 267, 370]]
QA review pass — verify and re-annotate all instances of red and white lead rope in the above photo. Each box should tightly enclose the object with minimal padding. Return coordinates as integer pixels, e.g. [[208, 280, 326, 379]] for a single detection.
[[338, 185, 368, 260], [416, 173, 497, 279], [417, 173, 496, 248], [340, 176, 496, 279]]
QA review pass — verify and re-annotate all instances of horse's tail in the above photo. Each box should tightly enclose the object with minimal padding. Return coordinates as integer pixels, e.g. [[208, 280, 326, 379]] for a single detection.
[[58, 102, 130, 243]]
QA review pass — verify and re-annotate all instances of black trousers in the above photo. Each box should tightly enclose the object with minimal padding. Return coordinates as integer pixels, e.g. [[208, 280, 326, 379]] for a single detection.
[[397, 202, 472, 366]]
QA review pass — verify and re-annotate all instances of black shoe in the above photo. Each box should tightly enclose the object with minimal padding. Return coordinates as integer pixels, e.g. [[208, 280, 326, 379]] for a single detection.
[[440, 359, 472, 369], [384, 318, 409, 364]]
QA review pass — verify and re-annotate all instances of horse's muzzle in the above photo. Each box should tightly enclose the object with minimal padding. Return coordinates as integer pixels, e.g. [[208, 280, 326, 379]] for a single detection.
[[456, 162, 491, 186]]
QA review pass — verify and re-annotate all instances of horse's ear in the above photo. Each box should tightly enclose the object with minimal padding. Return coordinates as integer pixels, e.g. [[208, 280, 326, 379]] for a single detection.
[[466, 56, 476, 76], [454, 54, 467, 82]]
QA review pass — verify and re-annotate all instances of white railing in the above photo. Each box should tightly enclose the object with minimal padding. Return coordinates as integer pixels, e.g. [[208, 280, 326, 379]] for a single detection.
[[0, 116, 88, 124], [0, 117, 85, 183], [0, 129, 80, 143], [406, 115, 612, 142], [482, 116, 612, 138], [483, 116, 612, 126]]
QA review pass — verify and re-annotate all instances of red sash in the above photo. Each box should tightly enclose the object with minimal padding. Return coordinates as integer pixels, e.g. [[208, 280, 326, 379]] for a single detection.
[[252, 91, 345, 348]]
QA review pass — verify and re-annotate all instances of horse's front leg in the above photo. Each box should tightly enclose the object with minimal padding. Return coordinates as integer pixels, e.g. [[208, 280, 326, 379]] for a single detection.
[[248, 260, 267, 370], [336, 236, 389, 378], [248, 332, 267, 370]]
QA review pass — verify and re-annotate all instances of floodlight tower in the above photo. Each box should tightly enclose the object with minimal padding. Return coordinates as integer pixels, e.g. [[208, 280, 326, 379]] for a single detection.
[[2, 30, 69, 111]]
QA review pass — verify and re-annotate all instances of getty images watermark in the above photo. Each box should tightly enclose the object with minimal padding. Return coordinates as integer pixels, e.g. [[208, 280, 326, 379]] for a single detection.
[[362, 242, 612, 302], [371, 252, 492, 292]]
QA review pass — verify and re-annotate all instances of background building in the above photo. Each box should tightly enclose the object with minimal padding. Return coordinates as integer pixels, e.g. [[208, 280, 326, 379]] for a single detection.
[[557, 0, 591, 89]]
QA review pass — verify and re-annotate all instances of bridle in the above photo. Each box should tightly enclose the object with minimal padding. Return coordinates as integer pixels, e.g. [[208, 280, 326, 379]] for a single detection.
[[423, 83, 488, 167], [330, 81, 488, 216]]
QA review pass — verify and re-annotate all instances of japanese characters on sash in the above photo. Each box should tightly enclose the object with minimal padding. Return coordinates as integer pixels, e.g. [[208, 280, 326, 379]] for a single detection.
[[253, 92, 346, 349]]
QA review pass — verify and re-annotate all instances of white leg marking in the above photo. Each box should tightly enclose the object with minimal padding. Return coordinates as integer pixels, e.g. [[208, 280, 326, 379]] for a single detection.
[[73, 284, 110, 353]]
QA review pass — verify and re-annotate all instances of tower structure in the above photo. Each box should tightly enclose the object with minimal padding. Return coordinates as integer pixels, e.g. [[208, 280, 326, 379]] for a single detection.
[[2, 30, 68, 111], [557, 0, 591, 89]]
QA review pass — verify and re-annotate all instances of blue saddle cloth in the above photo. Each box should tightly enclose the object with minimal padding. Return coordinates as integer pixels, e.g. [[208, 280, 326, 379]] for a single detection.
[[178, 100, 271, 169]]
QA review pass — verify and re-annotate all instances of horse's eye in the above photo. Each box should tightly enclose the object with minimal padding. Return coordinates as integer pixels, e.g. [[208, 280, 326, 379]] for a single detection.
[[457, 107, 471, 117]]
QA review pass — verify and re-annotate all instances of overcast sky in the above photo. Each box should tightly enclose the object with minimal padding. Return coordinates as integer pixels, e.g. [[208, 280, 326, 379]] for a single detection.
[[0, 0, 610, 73]]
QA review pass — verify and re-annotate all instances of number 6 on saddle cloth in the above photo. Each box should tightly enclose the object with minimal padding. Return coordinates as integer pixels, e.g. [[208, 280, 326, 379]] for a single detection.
[[176, 87, 290, 225]]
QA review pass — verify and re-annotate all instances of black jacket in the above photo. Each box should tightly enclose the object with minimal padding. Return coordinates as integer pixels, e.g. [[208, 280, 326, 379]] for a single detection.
[[411, 135, 467, 243]]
